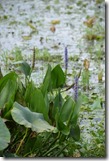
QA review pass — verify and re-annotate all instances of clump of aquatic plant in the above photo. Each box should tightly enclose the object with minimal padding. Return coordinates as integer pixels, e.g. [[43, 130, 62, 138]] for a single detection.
[[84, 21, 105, 41], [0, 44, 105, 157], [33, 48, 62, 63], [0, 57, 82, 157]]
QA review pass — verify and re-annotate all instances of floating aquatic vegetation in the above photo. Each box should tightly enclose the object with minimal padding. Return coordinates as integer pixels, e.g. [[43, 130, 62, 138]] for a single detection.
[[83, 16, 96, 28], [22, 35, 32, 40], [51, 19, 60, 25], [27, 22, 37, 31]]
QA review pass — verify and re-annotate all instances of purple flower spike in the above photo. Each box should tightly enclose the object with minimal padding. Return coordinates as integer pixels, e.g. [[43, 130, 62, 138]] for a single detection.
[[74, 76, 79, 102], [64, 46, 68, 71]]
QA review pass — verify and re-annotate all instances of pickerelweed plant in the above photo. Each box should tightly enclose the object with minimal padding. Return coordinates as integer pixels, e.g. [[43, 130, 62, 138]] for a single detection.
[[64, 46, 68, 75], [0, 55, 82, 157]]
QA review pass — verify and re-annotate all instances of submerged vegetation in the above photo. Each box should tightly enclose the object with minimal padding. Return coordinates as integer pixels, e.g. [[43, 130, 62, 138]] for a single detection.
[[0, 0, 105, 158]]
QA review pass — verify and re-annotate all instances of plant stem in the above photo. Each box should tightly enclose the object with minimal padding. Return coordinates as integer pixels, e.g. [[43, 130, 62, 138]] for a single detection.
[[41, 132, 60, 156], [42, 144, 59, 157], [56, 144, 67, 156], [16, 128, 28, 155], [41, 132, 53, 147], [51, 143, 67, 157], [35, 133, 52, 156]]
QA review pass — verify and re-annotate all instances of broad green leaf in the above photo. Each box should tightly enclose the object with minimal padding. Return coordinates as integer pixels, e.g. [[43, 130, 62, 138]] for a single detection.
[[13, 61, 31, 77], [70, 124, 80, 141], [0, 117, 11, 151], [51, 64, 65, 89], [71, 95, 82, 124], [0, 81, 16, 109], [60, 97, 75, 123], [29, 88, 49, 121], [14, 79, 26, 106], [56, 113, 69, 135], [11, 102, 55, 133], [0, 72, 17, 91], [52, 91, 64, 120], [19, 61, 31, 77], [0, 72, 18, 109], [25, 82, 49, 121], [55, 97, 74, 135], [41, 64, 52, 95], [25, 82, 35, 104], [44, 93, 49, 111]]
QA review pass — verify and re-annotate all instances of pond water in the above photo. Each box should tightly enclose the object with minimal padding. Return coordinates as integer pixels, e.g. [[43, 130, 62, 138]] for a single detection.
[[0, 0, 100, 52]]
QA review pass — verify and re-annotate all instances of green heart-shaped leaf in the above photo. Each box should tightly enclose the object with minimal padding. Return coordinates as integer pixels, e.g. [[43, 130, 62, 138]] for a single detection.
[[11, 102, 55, 133]]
